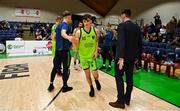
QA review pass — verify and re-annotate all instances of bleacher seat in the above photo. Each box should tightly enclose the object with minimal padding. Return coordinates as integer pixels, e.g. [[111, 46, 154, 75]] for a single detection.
[[175, 48, 180, 61], [0, 29, 17, 43], [143, 46, 151, 53], [165, 49, 174, 55], [158, 43, 167, 48], [142, 41, 148, 46], [150, 47, 158, 53]]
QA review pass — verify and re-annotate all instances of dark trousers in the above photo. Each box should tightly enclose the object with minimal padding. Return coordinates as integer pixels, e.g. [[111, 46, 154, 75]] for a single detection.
[[135, 56, 142, 69], [50, 50, 71, 87], [167, 32, 174, 42], [112, 45, 116, 60], [115, 59, 135, 104], [102, 46, 112, 65]]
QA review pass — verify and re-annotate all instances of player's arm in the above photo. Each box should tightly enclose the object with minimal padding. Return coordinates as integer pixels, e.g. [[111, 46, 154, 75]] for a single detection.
[[74, 29, 80, 48], [73, 28, 77, 36], [95, 28, 100, 49], [94, 28, 100, 58], [61, 29, 73, 42]]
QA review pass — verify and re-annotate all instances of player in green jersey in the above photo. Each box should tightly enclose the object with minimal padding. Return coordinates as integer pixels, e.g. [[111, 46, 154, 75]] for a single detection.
[[72, 21, 83, 70], [51, 16, 62, 57], [74, 14, 101, 97], [51, 16, 62, 77]]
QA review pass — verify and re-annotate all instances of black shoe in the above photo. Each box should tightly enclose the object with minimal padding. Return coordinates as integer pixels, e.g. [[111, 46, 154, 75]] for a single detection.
[[125, 101, 130, 106], [125, 94, 130, 106], [89, 85, 94, 97], [47, 84, 54, 92], [62, 86, 73, 93], [109, 101, 125, 109], [136, 66, 141, 70], [145, 68, 148, 72], [74, 61, 76, 66], [95, 80, 101, 91], [99, 65, 106, 70], [106, 66, 111, 71]]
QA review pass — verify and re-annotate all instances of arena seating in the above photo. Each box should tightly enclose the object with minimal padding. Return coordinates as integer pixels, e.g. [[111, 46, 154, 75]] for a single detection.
[[0, 29, 17, 43], [142, 41, 179, 76]]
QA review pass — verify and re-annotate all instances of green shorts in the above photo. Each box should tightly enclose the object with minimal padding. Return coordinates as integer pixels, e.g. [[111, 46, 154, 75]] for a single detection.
[[80, 58, 97, 71]]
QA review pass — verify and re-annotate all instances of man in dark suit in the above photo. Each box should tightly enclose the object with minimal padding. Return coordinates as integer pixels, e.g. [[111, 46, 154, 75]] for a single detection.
[[109, 9, 142, 109]]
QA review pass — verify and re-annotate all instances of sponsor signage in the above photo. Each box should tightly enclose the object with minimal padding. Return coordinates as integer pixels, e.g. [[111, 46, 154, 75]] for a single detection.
[[6, 41, 52, 57]]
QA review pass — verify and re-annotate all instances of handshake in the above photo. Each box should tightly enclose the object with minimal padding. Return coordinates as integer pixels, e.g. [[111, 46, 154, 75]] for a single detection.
[[68, 36, 79, 48]]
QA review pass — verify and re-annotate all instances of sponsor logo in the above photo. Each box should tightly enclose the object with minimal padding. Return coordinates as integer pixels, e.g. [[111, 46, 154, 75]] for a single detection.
[[7, 44, 24, 50], [82, 36, 86, 40], [84, 43, 94, 47], [92, 35, 95, 39], [7, 44, 13, 49]]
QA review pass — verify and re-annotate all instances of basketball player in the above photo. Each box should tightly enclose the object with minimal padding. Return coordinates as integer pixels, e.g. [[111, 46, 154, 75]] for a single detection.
[[74, 14, 101, 97], [51, 16, 62, 57], [72, 21, 83, 70], [51, 16, 62, 77], [48, 11, 75, 92]]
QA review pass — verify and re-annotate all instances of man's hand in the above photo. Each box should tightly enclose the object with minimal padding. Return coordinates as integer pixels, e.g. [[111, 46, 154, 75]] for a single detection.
[[68, 36, 73, 42], [70, 37, 79, 47], [117, 58, 124, 70], [72, 37, 79, 49]]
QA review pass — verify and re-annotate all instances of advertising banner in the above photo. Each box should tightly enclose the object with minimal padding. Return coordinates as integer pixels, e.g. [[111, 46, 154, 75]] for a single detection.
[[15, 8, 40, 18], [6, 41, 52, 57]]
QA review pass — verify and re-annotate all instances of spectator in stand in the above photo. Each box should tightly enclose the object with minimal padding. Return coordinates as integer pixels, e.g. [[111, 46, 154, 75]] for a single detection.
[[154, 13, 161, 36], [143, 24, 149, 40], [100, 23, 113, 71], [170, 20, 180, 48], [30, 24, 34, 36], [140, 18, 144, 29], [154, 13, 162, 28], [149, 33, 158, 42], [0, 20, 10, 30], [166, 18, 177, 42], [46, 24, 52, 36], [153, 13, 161, 39], [159, 25, 166, 35], [41, 27, 47, 39], [0, 22, 3, 30], [17, 24, 23, 38], [170, 36, 180, 48], [172, 16, 177, 26], [148, 22, 156, 34], [159, 25, 167, 43], [35, 29, 42, 40], [112, 29, 118, 61]]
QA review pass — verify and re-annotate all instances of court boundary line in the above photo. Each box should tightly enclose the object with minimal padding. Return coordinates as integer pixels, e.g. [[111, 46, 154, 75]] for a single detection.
[[42, 87, 63, 111]]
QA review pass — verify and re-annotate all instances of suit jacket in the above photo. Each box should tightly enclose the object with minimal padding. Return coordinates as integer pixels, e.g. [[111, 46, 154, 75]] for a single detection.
[[116, 20, 142, 61]]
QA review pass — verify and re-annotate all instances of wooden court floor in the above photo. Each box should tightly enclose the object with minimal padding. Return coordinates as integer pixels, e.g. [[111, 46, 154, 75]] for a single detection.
[[0, 56, 179, 111]]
